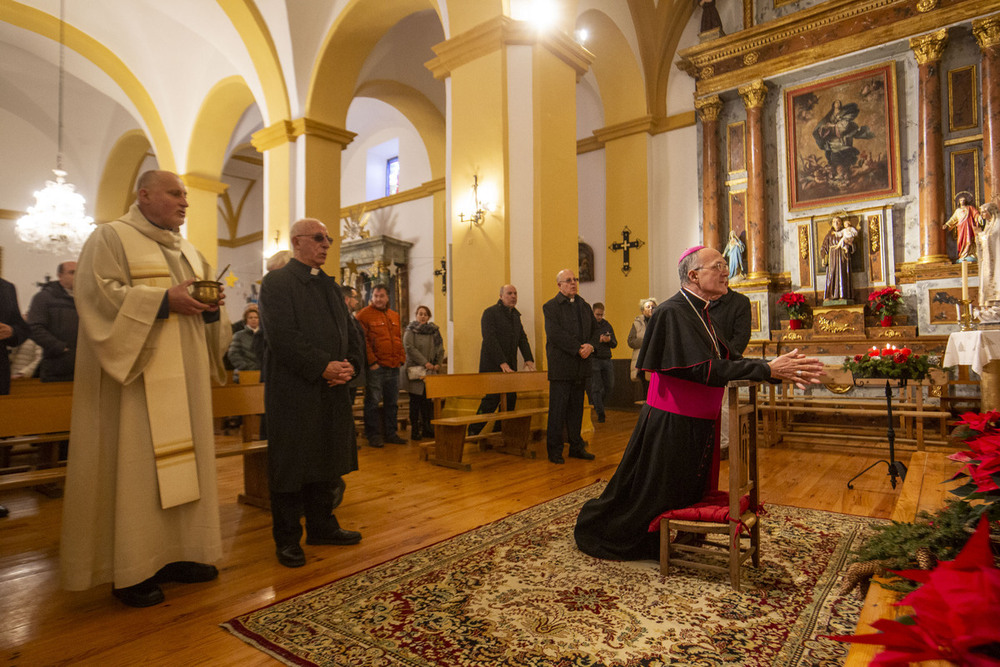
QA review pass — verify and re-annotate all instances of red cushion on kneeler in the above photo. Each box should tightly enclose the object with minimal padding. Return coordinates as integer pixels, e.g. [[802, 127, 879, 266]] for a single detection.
[[646, 490, 751, 532]]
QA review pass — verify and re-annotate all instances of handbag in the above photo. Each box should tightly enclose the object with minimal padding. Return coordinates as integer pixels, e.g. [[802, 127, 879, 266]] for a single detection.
[[407, 366, 427, 381]]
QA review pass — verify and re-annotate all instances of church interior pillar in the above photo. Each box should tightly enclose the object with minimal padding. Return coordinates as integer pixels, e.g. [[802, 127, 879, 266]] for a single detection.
[[910, 29, 949, 264], [180, 173, 227, 269], [739, 80, 768, 279], [696, 95, 723, 251], [974, 15, 1000, 205], [251, 122, 295, 269]]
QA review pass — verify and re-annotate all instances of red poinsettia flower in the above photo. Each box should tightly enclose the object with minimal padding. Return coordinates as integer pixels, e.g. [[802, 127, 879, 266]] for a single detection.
[[958, 412, 1000, 433], [827, 518, 1000, 666], [869, 350, 881, 358], [854, 354, 864, 362]]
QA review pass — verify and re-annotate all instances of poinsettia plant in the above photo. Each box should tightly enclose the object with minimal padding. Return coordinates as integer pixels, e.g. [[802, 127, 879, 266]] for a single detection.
[[778, 292, 808, 320], [827, 517, 1000, 666], [868, 286, 904, 317], [948, 412, 1000, 526], [842, 345, 940, 381]]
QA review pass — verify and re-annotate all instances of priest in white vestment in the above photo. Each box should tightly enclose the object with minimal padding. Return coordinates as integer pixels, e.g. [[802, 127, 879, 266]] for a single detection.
[[60, 170, 231, 607]]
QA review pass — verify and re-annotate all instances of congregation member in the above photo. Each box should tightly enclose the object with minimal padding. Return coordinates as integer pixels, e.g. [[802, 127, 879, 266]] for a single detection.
[[627, 297, 657, 397], [27, 261, 78, 382], [260, 218, 364, 568], [468, 284, 536, 436], [227, 303, 262, 371], [587, 302, 617, 423], [1, 278, 30, 519], [357, 284, 406, 447], [403, 305, 444, 441], [543, 269, 600, 464], [574, 246, 824, 561], [61, 170, 232, 607], [341, 284, 367, 404]]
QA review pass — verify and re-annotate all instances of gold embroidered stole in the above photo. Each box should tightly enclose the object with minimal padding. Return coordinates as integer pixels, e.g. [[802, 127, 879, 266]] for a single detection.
[[110, 221, 201, 509]]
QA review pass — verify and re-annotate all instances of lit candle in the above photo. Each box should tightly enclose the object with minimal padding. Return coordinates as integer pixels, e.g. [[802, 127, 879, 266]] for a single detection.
[[962, 260, 969, 302]]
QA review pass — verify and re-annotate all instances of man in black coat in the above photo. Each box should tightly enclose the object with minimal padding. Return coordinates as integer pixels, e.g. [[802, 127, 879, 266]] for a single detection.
[[27, 261, 79, 382], [468, 284, 536, 436], [543, 269, 600, 463], [1, 277, 30, 519], [260, 218, 365, 568]]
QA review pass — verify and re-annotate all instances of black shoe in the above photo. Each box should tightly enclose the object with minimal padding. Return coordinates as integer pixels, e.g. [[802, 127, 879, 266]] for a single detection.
[[410, 430, 424, 441], [112, 579, 165, 608], [385, 434, 407, 445], [368, 436, 384, 448], [568, 448, 596, 460], [331, 477, 346, 510], [423, 424, 435, 438], [306, 528, 362, 546], [276, 544, 306, 568], [152, 561, 218, 584], [596, 413, 606, 423], [548, 455, 565, 464], [0, 505, 8, 518]]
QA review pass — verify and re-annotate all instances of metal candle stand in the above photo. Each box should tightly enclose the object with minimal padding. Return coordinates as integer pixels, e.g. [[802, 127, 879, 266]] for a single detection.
[[847, 376, 909, 490]]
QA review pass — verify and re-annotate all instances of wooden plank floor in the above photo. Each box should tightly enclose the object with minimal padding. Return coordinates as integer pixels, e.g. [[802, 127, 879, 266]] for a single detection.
[[1, 408, 904, 666]]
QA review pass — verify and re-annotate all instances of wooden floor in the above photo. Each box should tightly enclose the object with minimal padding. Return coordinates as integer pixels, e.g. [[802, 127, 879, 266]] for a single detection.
[[1, 408, 905, 666]]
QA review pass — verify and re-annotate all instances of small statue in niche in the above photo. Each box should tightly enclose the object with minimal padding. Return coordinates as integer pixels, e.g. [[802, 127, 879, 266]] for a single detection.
[[341, 208, 372, 242], [943, 192, 980, 262], [697, 0, 725, 36], [722, 228, 745, 279], [820, 215, 856, 303], [976, 202, 1000, 306]]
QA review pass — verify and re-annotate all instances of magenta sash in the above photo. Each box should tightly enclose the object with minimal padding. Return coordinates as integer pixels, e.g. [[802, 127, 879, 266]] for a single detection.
[[646, 371, 725, 420]]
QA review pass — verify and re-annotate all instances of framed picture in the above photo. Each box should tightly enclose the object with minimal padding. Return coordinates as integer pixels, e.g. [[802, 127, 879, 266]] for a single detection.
[[727, 121, 746, 174], [728, 190, 747, 239], [578, 242, 595, 282], [784, 62, 901, 211], [949, 147, 981, 209], [948, 65, 978, 133]]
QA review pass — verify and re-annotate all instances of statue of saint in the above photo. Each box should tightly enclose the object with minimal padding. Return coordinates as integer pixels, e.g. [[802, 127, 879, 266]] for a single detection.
[[697, 0, 724, 35], [976, 202, 1000, 305], [820, 216, 855, 302], [722, 228, 745, 279], [943, 192, 980, 262]]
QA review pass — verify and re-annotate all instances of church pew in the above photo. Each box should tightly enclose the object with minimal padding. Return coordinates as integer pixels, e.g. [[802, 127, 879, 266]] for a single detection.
[[423, 371, 549, 471], [0, 379, 270, 508]]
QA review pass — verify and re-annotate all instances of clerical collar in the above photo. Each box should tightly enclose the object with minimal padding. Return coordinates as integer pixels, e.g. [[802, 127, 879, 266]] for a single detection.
[[681, 286, 709, 309], [310, 268, 320, 276]]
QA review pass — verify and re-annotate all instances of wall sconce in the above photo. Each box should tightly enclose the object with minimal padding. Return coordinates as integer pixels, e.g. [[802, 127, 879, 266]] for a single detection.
[[458, 175, 496, 228]]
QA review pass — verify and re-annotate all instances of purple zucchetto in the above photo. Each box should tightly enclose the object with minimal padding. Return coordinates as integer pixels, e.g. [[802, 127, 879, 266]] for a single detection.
[[678, 245, 706, 263]]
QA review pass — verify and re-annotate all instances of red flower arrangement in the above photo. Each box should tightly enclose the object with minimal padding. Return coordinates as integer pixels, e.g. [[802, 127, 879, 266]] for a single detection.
[[778, 292, 808, 320], [827, 517, 1000, 666], [868, 286, 904, 317], [843, 344, 939, 380], [950, 412, 1000, 505]]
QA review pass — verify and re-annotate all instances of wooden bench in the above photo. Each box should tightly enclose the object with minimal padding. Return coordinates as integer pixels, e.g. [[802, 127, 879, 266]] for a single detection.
[[423, 371, 549, 471], [0, 378, 270, 508]]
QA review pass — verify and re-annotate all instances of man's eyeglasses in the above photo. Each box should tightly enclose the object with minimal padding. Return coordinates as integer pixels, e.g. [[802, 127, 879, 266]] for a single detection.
[[694, 261, 728, 273], [295, 233, 334, 244], [559, 277, 580, 284]]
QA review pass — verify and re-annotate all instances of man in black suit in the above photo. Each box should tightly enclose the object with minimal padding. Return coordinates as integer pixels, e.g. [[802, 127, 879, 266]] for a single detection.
[[542, 269, 600, 463], [468, 284, 536, 436]]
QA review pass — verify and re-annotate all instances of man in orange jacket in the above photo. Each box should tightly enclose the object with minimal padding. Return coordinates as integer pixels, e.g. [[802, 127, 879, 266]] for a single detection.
[[356, 284, 406, 447]]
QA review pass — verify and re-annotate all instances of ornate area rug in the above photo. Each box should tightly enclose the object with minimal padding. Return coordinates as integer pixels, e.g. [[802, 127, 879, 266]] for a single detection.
[[222, 482, 881, 666]]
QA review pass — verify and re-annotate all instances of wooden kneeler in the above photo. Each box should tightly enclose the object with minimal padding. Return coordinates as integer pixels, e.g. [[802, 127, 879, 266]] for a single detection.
[[655, 381, 762, 590]]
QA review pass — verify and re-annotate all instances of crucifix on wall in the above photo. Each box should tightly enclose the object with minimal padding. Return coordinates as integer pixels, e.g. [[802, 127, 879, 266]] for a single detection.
[[433, 258, 447, 293], [608, 226, 645, 276]]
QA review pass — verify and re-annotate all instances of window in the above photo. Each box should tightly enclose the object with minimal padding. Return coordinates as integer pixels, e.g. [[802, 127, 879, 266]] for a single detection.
[[386, 157, 399, 196]]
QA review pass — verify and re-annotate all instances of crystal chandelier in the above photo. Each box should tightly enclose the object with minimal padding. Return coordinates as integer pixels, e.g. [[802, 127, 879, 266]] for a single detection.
[[16, 0, 95, 254]]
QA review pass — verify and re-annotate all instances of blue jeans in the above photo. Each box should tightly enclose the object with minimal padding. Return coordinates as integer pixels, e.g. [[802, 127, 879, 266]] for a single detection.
[[588, 358, 614, 416], [364, 365, 400, 440]]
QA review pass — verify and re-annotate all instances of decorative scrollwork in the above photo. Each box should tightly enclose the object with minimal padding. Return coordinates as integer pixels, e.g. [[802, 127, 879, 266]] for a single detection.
[[816, 317, 849, 333], [916, 0, 938, 13], [799, 226, 810, 260], [743, 52, 759, 66], [868, 215, 881, 254], [700, 65, 715, 79], [783, 332, 803, 341], [825, 383, 853, 394], [876, 329, 902, 338], [910, 29, 949, 65]]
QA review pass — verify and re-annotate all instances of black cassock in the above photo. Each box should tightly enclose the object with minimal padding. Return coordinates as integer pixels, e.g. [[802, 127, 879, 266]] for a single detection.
[[574, 288, 771, 560]]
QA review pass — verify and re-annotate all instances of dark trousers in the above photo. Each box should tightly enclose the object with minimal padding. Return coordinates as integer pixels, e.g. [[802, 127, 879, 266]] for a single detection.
[[408, 393, 434, 435], [547, 379, 587, 457], [587, 358, 614, 416], [270, 482, 339, 547], [364, 365, 400, 440], [468, 392, 517, 436]]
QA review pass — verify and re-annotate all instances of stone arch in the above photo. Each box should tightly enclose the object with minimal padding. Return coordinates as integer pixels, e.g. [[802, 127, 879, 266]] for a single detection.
[[353, 80, 445, 179], [187, 76, 257, 180], [95, 130, 150, 222], [576, 9, 646, 124]]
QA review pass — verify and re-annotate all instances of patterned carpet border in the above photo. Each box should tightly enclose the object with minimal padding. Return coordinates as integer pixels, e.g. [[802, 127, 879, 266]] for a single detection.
[[222, 482, 884, 667]]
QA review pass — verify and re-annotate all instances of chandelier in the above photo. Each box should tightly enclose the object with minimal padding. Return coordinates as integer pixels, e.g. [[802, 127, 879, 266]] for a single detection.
[[16, 0, 95, 254]]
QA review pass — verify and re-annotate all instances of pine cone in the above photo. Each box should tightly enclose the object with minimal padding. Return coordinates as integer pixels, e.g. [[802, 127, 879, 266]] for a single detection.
[[838, 560, 890, 598], [915, 546, 937, 570]]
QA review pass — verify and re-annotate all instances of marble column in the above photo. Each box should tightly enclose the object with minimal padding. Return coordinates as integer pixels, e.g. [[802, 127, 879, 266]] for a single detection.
[[696, 95, 724, 250], [910, 29, 950, 264], [974, 15, 1000, 205], [739, 80, 768, 278]]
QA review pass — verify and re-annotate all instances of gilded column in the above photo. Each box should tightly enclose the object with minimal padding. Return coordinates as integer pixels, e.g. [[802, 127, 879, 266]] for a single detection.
[[910, 29, 950, 263], [696, 95, 724, 250], [739, 80, 768, 278], [974, 15, 1000, 205]]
